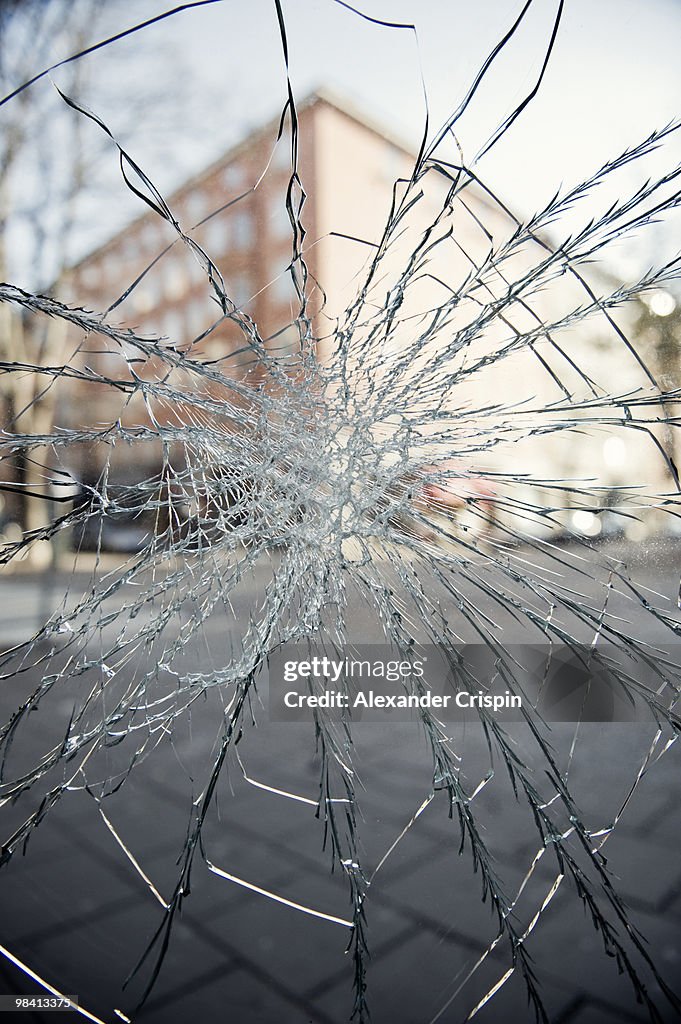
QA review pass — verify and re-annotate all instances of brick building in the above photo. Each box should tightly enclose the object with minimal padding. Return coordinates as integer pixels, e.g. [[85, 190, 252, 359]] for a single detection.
[[66, 90, 417, 371], [53, 91, 424, 479], [3, 90, 669, 543]]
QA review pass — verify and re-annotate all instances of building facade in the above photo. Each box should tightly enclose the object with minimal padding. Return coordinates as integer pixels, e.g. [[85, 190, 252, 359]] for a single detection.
[[2, 91, 670, 543]]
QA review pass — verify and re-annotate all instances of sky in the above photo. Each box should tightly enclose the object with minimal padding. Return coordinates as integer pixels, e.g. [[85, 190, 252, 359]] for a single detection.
[[4, 0, 681, 282], [133, 0, 681, 202]]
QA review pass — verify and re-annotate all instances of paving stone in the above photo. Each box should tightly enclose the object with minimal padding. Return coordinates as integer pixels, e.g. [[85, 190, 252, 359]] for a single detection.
[[525, 883, 681, 1019], [598, 829, 681, 912], [187, 876, 407, 1013], [1, 565, 680, 1022], [311, 921, 575, 1024], [630, 782, 681, 852], [169, 913, 342, 1024]]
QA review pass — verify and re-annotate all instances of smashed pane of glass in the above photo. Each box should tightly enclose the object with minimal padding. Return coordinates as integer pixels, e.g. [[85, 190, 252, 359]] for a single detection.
[[0, 2, 680, 1021]]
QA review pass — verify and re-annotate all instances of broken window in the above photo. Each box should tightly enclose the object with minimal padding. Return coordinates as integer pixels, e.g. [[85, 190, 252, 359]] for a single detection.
[[0, 2, 680, 1022]]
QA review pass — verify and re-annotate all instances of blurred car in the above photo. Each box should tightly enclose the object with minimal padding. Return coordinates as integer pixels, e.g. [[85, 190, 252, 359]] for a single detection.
[[71, 485, 156, 554], [397, 461, 497, 547], [72, 508, 152, 554]]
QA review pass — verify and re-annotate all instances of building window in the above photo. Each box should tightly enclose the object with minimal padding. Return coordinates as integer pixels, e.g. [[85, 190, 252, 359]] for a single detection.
[[140, 222, 159, 255], [204, 216, 228, 256], [136, 272, 163, 311], [163, 310, 185, 344], [231, 208, 254, 250], [269, 268, 296, 306], [164, 262, 186, 301], [133, 287, 154, 314], [187, 256, 206, 285], [79, 263, 102, 290], [221, 163, 245, 193], [186, 297, 212, 337], [184, 191, 210, 226], [120, 237, 139, 266], [229, 272, 253, 309], [268, 193, 292, 241], [203, 337, 229, 361]]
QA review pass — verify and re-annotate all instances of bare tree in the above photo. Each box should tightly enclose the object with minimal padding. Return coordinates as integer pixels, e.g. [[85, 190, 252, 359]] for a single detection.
[[0, 0, 192, 556]]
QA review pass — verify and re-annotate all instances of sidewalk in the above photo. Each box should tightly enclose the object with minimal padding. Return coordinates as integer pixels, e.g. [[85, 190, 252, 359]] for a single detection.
[[0, 542, 679, 1022]]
